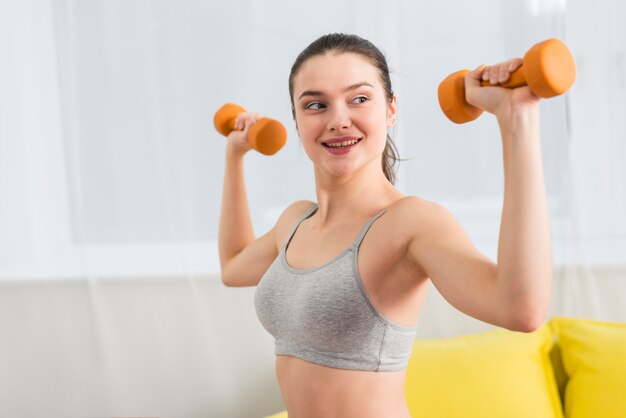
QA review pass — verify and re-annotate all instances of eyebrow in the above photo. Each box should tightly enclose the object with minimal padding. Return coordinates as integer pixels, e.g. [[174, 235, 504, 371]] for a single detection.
[[297, 82, 374, 101]]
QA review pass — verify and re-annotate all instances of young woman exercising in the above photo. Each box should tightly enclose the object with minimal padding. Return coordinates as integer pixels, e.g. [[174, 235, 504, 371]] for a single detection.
[[219, 33, 552, 418]]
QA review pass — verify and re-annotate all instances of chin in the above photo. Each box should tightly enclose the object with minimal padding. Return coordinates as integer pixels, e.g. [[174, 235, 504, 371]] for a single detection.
[[319, 161, 369, 180]]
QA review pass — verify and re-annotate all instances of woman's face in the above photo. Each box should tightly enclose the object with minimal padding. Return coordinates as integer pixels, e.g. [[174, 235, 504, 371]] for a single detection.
[[291, 52, 396, 180]]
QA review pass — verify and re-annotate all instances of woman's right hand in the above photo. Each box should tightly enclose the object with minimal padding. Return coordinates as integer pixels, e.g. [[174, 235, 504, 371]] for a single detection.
[[226, 112, 262, 155]]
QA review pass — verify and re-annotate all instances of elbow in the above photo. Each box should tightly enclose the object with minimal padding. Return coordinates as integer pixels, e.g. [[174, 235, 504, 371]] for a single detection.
[[507, 307, 548, 333], [503, 297, 550, 333], [221, 272, 239, 287], [501, 275, 552, 333], [220, 264, 250, 287], [220, 264, 233, 287], [510, 316, 543, 333]]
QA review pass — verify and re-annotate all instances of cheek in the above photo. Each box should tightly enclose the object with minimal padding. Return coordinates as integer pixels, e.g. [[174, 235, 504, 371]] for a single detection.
[[366, 114, 390, 143], [294, 119, 318, 153], [295, 116, 321, 142]]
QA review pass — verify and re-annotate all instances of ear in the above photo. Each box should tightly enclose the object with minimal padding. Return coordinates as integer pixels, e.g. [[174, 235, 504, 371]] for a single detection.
[[386, 95, 398, 127]]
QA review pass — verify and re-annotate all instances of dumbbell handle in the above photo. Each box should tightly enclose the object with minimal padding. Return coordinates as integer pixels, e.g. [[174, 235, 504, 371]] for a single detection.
[[214, 103, 287, 156], [480, 67, 527, 89]]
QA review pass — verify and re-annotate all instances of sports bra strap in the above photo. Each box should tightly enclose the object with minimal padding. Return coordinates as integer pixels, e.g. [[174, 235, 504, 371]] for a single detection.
[[282, 203, 387, 252], [282, 203, 319, 251], [351, 209, 388, 250]]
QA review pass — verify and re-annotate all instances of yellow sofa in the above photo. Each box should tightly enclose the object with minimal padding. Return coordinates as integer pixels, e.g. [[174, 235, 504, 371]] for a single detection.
[[265, 317, 626, 418]]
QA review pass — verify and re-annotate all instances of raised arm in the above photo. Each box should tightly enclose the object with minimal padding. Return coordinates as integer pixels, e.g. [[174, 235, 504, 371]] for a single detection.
[[218, 112, 314, 287], [491, 88, 552, 330], [408, 59, 552, 332], [218, 113, 276, 287], [472, 59, 553, 329]]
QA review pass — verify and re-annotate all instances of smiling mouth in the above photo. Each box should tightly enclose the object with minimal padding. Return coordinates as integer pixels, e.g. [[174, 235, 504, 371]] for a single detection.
[[322, 138, 362, 148]]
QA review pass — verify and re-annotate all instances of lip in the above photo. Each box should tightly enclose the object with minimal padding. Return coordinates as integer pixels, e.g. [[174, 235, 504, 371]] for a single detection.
[[321, 136, 361, 145], [321, 136, 362, 155]]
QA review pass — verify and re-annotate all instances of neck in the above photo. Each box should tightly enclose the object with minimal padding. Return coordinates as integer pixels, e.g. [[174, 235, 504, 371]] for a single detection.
[[312, 160, 401, 226]]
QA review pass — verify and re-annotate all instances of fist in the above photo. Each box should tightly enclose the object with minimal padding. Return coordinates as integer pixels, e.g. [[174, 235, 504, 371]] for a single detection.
[[464, 58, 540, 119], [226, 112, 262, 154]]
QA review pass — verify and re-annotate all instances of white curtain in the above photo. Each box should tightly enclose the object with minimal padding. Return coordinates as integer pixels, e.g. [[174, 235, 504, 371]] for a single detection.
[[1, 0, 624, 417]]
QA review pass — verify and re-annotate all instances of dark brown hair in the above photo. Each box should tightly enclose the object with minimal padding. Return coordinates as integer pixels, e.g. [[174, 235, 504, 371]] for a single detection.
[[288, 33, 401, 184]]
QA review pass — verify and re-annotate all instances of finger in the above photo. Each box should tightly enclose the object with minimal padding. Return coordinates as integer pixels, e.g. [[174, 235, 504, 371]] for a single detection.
[[467, 64, 486, 81], [492, 61, 506, 84], [508, 57, 523, 72], [234, 113, 247, 130], [241, 121, 251, 135], [498, 59, 513, 82], [489, 65, 499, 84], [498, 61, 512, 83], [235, 112, 256, 130], [498, 58, 523, 83], [244, 113, 257, 129], [466, 65, 486, 88], [481, 65, 491, 82]]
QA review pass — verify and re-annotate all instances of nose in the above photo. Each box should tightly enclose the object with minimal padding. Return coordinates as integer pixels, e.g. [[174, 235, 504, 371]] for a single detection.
[[326, 104, 352, 132]]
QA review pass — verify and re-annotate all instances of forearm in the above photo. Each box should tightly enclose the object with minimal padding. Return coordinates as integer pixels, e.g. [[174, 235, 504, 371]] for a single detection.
[[218, 145, 255, 270], [496, 106, 552, 323]]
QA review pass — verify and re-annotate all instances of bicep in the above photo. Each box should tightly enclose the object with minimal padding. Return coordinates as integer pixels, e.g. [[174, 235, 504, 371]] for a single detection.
[[220, 200, 314, 287], [221, 227, 278, 287], [408, 204, 505, 328]]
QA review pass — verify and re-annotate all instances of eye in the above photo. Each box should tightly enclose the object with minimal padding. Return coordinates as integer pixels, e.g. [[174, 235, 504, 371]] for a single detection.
[[305, 102, 325, 110], [352, 96, 369, 104]]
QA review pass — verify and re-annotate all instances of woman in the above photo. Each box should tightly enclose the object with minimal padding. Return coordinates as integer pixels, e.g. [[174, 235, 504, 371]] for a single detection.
[[219, 33, 552, 418]]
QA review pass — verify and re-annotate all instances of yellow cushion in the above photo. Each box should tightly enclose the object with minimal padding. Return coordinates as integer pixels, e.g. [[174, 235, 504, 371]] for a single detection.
[[404, 323, 563, 418], [550, 317, 626, 418], [264, 411, 287, 418]]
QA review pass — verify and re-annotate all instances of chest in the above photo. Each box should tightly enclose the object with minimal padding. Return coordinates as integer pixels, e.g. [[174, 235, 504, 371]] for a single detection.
[[284, 217, 404, 277], [278, 216, 426, 329]]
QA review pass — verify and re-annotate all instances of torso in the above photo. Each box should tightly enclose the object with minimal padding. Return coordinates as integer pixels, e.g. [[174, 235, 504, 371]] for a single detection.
[[273, 195, 430, 417]]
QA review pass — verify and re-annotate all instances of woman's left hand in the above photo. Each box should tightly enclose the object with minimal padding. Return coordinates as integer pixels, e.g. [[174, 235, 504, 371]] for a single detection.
[[464, 58, 541, 123]]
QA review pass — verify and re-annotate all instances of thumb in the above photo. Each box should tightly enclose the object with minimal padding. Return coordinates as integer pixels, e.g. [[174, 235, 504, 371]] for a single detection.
[[465, 64, 486, 89], [467, 64, 486, 80], [242, 113, 258, 131]]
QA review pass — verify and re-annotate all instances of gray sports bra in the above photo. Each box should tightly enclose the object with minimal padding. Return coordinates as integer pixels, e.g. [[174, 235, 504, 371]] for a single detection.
[[254, 203, 418, 372]]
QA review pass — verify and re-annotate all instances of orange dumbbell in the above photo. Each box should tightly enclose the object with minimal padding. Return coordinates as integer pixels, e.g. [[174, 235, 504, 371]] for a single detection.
[[438, 38, 576, 124], [214, 103, 287, 155]]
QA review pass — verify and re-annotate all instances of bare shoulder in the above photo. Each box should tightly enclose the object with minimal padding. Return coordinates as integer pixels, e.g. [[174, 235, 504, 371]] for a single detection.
[[273, 199, 317, 249], [381, 196, 476, 282], [387, 196, 466, 254], [388, 195, 457, 233]]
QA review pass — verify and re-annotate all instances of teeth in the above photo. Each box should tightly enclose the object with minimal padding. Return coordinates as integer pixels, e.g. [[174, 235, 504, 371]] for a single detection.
[[326, 139, 359, 147]]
